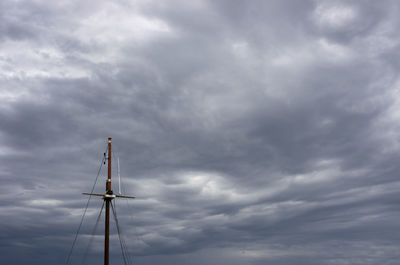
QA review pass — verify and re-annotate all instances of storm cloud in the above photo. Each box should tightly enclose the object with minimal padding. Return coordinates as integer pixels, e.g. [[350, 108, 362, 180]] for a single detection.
[[1, 0, 400, 264]]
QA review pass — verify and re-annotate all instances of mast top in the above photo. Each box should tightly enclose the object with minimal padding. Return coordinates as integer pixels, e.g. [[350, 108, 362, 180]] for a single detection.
[[108, 137, 112, 143]]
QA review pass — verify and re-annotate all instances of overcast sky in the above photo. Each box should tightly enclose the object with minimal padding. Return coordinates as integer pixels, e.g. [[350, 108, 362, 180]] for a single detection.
[[2, 0, 400, 264]]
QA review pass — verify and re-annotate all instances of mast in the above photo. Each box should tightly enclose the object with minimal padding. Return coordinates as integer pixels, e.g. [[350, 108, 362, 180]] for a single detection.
[[105, 137, 112, 265], [82, 137, 136, 265]]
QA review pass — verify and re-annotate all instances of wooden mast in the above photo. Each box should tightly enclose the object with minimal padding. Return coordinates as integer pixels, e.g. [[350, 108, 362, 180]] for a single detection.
[[83, 137, 136, 265], [105, 137, 112, 265]]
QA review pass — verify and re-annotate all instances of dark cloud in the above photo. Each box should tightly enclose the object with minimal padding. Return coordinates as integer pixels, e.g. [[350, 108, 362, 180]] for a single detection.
[[1, 0, 400, 264]]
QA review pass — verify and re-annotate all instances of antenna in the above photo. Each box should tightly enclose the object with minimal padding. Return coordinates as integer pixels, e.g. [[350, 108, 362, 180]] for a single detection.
[[118, 157, 121, 195]]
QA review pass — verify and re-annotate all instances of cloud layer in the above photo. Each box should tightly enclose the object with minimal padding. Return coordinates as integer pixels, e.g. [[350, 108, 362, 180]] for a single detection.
[[1, 0, 400, 264]]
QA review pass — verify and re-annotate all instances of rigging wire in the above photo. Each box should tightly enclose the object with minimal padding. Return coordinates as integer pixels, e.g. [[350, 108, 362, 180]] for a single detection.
[[65, 145, 108, 265], [122, 183, 148, 249], [80, 201, 105, 265], [113, 149, 144, 261], [111, 200, 128, 265], [113, 143, 145, 248], [118, 176, 143, 263], [111, 200, 133, 265], [115, 199, 136, 265], [111, 201, 134, 265]]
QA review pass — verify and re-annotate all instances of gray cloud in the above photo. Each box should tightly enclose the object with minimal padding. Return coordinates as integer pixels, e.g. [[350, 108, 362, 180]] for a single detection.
[[1, 0, 400, 264]]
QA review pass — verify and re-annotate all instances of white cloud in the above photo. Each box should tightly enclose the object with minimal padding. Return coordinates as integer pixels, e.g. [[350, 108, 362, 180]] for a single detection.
[[313, 3, 357, 28]]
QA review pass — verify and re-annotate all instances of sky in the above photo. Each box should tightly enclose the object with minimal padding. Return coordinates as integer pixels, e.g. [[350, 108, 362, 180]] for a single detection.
[[1, 0, 400, 264]]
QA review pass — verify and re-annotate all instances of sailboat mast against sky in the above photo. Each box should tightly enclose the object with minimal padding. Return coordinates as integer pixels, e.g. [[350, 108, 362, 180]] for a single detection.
[[82, 137, 136, 265]]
